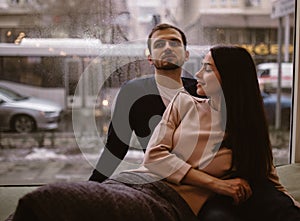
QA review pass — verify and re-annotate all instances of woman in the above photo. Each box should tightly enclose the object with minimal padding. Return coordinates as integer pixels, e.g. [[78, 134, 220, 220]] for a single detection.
[[140, 45, 300, 220], [12, 46, 300, 221]]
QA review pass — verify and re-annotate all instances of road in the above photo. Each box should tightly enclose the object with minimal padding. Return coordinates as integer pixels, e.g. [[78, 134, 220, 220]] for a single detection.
[[0, 110, 143, 185], [0, 110, 290, 185]]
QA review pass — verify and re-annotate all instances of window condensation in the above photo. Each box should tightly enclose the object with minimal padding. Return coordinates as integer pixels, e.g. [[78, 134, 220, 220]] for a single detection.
[[210, 0, 217, 6], [231, 0, 238, 6], [220, 0, 227, 6], [0, 0, 295, 185]]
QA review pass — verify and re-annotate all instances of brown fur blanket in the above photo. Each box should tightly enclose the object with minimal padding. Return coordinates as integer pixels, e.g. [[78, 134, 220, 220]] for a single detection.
[[12, 172, 198, 221]]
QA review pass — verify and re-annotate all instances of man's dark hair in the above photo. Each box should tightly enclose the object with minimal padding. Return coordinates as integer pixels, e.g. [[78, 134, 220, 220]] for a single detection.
[[147, 23, 187, 54]]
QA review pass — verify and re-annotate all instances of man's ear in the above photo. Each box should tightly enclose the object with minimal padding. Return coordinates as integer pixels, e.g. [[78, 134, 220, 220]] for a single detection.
[[185, 50, 190, 61], [147, 54, 153, 65]]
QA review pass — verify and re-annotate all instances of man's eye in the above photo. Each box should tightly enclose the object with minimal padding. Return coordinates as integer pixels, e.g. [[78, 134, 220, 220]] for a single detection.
[[154, 41, 166, 48], [169, 41, 181, 47]]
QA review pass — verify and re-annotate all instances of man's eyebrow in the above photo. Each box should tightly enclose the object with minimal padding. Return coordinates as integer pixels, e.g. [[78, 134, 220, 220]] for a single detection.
[[154, 38, 180, 42], [170, 38, 181, 42]]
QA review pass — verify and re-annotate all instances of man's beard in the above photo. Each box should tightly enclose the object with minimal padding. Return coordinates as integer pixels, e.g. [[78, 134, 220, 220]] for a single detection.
[[153, 61, 180, 70]]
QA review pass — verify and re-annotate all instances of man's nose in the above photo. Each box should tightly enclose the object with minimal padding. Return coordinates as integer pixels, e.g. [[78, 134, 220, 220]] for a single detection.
[[164, 41, 172, 50], [163, 45, 173, 55], [164, 47, 172, 54]]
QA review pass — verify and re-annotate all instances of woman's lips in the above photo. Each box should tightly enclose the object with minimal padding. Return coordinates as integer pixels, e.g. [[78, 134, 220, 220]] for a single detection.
[[197, 81, 205, 87]]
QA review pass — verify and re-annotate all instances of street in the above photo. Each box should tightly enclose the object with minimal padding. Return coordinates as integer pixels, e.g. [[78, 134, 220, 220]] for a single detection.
[[0, 110, 144, 185], [0, 110, 291, 185]]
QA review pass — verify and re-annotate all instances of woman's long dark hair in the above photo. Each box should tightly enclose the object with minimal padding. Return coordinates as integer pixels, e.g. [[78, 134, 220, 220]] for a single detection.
[[210, 45, 273, 183]]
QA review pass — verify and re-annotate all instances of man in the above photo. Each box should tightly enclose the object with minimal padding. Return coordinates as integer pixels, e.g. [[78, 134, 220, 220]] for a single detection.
[[89, 23, 198, 182], [89, 23, 241, 221]]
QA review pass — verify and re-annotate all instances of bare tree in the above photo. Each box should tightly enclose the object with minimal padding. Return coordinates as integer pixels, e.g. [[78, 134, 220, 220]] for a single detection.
[[27, 0, 129, 43]]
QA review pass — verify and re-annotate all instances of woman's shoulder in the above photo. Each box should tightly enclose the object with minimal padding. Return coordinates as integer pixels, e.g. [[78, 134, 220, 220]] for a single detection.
[[173, 91, 208, 104], [168, 91, 209, 115]]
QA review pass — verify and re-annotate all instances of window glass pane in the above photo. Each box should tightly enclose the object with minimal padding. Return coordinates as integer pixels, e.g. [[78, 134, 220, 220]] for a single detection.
[[0, 0, 296, 184]]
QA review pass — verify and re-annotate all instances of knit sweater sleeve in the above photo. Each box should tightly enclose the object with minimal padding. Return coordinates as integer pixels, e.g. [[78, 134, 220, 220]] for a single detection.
[[143, 92, 196, 184]]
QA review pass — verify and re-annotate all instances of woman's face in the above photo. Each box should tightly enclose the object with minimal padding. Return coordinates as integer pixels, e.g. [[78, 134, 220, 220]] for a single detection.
[[195, 51, 222, 97]]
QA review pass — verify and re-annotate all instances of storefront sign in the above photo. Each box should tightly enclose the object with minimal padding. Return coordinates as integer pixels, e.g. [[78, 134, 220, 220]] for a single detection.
[[240, 43, 293, 56]]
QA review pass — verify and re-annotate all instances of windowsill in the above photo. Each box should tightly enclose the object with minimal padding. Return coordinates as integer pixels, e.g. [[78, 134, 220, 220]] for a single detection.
[[1, 163, 300, 221], [276, 163, 300, 202]]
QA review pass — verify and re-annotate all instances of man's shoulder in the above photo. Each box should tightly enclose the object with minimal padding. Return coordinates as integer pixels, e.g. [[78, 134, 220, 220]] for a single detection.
[[123, 75, 195, 86], [117, 75, 157, 98], [119, 75, 197, 94], [182, 77, 197, 85], [181, 77, 198, 96], [122, 75, 155, 88]]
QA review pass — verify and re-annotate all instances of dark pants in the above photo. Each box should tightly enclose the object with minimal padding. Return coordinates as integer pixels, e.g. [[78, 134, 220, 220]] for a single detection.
[[198, 180, 300, 221], [198, 195, 241, 221]]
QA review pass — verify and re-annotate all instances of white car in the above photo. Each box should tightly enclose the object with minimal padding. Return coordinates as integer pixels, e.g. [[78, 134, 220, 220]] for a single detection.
[[257, 62, 293, 91], [0, 85, 63, 133]]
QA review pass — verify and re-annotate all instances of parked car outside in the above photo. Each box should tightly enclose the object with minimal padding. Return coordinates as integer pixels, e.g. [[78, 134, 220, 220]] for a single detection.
[[257, 62, 293, 92], [262, 92, 291, 129], [0, 85, 63, 133]]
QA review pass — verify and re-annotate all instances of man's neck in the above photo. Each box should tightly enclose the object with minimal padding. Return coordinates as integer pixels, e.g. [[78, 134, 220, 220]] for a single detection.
[[155, 69, 183, 89]]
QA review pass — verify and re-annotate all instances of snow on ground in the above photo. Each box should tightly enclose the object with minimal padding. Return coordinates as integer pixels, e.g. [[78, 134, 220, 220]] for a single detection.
[[25, 148, 67, 160]]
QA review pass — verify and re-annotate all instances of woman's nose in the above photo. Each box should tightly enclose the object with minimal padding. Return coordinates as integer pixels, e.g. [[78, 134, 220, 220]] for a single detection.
[[195, 68, 203, 78]]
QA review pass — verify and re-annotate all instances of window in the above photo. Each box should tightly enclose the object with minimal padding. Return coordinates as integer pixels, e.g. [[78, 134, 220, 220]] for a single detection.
[[0, 0, 298, 186], [231, 0, 238, 5], [138, 7, 156, 22], [245, 0, 261, 7], [291, 3, 300, 163], [220, 0, 227, 7], [210, 0, 217, 6]]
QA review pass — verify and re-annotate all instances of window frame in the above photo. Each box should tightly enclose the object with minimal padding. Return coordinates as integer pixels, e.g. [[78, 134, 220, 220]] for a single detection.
[[291, 1, 300, 163], [0, 2, 299, 188]]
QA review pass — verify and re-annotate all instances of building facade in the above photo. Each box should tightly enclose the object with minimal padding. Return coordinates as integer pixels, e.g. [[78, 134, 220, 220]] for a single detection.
[[126, 0, 295, 63]]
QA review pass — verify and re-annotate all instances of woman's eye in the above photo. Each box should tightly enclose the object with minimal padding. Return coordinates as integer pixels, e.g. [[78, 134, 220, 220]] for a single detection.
[[201, 63, 213, 72], [205, 68, 213, 72]]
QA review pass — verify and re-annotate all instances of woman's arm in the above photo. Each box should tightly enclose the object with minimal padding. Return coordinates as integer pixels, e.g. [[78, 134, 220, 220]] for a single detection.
[[181, 167, 252, 204], [143, 92, 198, 183], [144, 92, 252, 203]]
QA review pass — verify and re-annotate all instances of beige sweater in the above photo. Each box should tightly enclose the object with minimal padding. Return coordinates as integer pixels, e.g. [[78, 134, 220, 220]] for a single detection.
[[133, 91, 299, 214]]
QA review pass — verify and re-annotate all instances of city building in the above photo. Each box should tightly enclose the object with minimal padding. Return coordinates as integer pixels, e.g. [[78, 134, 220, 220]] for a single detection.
[[126, 0, 294, 63]]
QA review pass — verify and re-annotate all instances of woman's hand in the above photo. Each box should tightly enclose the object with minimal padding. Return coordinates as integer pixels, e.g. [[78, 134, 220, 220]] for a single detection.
[[212, 178, 252, 204], [181, 168, 252, 204]]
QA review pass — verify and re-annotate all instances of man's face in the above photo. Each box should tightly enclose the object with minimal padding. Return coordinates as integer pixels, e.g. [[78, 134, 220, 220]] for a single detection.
[[148, 28, 189, 70]]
